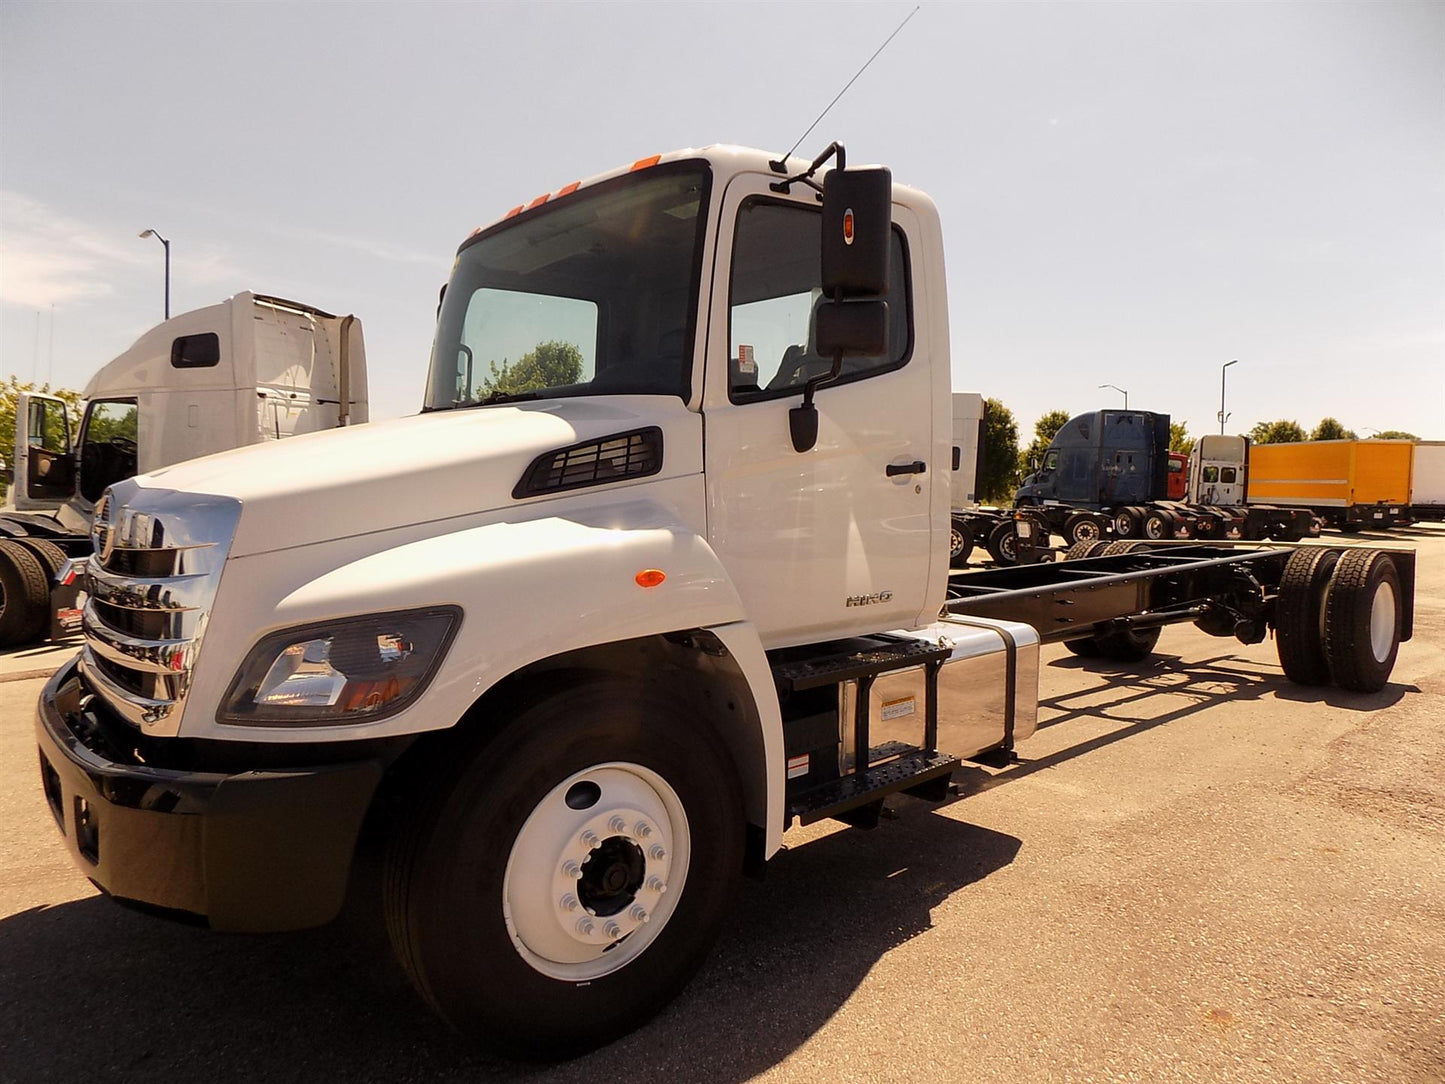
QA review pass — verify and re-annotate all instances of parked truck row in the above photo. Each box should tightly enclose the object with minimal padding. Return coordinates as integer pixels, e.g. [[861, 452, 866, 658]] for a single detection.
[[34, 144, 1415, 1058], [0, 293, 367, 645]]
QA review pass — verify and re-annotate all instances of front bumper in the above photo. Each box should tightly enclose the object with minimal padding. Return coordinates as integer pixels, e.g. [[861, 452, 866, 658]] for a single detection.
[[36, 658, 385, 933]]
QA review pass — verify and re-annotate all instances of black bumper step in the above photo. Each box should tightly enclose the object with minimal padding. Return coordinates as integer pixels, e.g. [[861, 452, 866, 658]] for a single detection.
[[788, 750, 960, 827], [772, 635, 951, 693]]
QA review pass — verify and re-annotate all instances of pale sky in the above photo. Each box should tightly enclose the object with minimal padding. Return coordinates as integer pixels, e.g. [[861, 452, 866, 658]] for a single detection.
[[2, 1, 1442, 442]]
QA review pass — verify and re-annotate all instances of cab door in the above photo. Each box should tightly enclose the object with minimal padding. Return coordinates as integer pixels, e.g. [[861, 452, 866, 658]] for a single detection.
[[12, 392, 75, 510], [700, 173, 935, 648]]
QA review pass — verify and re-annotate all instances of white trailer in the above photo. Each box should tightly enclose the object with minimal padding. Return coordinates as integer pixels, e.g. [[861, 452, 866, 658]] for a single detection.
[[1410, 442, 1445, 520]]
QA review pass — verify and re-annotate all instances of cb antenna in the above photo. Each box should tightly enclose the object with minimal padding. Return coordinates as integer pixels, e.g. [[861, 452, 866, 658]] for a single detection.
[[771, 5, 921, 173]]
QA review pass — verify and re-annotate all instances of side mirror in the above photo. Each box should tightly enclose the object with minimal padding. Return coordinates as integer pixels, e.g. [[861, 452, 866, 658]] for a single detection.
[[821, 166, 892, 298]]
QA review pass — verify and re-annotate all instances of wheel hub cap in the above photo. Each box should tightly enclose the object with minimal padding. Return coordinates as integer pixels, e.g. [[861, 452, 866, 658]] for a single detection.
[[502, 763, 688, 981]]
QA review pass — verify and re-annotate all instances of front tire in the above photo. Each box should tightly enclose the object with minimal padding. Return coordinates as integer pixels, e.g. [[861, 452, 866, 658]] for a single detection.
[[385, 679, 745, 1057], [949, 515, 975, 569]]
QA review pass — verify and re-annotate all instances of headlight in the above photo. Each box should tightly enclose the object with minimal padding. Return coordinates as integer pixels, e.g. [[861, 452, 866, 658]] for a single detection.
[[219, 607, 461, 726]]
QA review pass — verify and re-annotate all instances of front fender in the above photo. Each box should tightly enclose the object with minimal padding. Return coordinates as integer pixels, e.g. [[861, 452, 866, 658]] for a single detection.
[[261, 504, 745, 722]]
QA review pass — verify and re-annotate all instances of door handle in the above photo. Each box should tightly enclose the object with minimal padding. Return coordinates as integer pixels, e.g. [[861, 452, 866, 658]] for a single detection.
[[886, 460, 927, 477]]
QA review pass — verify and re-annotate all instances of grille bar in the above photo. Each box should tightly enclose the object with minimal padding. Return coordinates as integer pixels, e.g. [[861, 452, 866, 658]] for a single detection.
[[80, 483, 241, 737]]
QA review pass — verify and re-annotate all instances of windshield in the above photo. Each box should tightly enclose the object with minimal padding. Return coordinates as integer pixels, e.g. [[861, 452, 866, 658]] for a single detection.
[[424, 162, 711, 411]]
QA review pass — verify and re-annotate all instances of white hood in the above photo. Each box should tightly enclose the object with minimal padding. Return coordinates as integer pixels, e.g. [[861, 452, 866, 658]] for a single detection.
[[136, 396, 699, 557]]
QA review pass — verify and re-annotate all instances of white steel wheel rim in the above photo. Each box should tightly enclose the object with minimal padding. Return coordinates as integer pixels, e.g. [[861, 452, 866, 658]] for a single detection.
[[1077, 520, 1100, 542], [1369, 579, 1398, 663], [502, 762, 689, 982], [1144, 517, 1165, 539]]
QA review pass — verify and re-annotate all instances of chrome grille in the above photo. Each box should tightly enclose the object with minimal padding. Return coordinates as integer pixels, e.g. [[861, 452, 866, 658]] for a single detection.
[[79, 483, 242, 736]]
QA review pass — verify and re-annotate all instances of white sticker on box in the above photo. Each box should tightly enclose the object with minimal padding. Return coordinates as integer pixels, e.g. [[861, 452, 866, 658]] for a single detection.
[[881, 695, 917, 721], [786, 753, 810, 779]]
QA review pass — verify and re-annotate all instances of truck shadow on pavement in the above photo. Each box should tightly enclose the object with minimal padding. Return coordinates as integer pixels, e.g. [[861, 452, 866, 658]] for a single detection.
[[949, 651, 1418, 800], [1, 813, 1020, 1082]]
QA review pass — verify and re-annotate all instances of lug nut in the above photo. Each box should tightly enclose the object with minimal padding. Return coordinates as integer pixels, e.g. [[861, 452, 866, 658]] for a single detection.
[[560, 893, 579, 912], [649, 844, 667, 861], [646, 876, 666, 894], [604, 921, 622, 940], [581, 829, 600, 849], [635, 821, 653, 838], [608, 814, 627, 833], [576, 918, 595, 936], [562, 860, 581, 879], [630, 905, 650, 924]]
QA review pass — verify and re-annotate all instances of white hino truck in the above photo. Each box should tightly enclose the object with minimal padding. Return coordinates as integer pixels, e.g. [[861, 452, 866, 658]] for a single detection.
[[1, 292, 367, 644], [35, 145, 1415, 1058]]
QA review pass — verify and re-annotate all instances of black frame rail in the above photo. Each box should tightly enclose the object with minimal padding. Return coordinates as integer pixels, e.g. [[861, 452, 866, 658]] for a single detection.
[[946, 544, 1416, 644]]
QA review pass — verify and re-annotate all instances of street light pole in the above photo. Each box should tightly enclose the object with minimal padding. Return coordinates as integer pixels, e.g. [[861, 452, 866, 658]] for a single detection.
[[1219, 359, 1238, 434], [1098, 383, 1128, 410], [138, 228, 171, 319]]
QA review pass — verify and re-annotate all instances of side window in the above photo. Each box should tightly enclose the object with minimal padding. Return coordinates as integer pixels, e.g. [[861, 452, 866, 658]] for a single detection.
[[1168, 459, 1183, 474], [1221, 467, 1237, 484], [1202, 466, 1220, 483], [78, 399, 139, 503], [172, 332, 221, 369], [27, 398, 70, 453], [728, 198, 910, 402], [1042, 450, 1059, 472]]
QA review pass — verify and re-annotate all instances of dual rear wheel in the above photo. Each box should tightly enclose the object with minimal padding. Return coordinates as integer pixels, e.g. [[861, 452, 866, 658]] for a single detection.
[[1277, 547, 1402, 693]]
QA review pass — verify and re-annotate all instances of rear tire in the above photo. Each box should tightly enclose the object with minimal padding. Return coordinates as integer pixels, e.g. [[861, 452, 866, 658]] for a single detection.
[[949, 516, 975, 569], [1063, 513, 1102, 545], [1112, 506, 1143, 538], [1101, 540, 1149, 556], [1274, 547, 1341, 685], [986, 520, 1019, 565], [1323, 550, 1402, 693], [1141, 509, 1172, 540], [1095, 625, 1162, 662], [1063, 636, 1101, 657], [384, 679, 744, 1057], [0, 540, 51, 646], [11, 537, 67, 580]]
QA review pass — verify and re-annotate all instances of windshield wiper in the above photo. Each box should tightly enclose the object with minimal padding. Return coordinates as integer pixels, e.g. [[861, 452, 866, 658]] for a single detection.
[[470, 389, 542, 407]]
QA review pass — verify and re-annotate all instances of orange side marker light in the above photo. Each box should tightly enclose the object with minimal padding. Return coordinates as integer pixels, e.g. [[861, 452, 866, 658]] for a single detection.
[[635, 569, 666, 589]]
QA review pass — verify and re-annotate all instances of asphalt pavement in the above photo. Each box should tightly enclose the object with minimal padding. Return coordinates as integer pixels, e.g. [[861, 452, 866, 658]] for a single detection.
[[1, 527, 1441, 1083]]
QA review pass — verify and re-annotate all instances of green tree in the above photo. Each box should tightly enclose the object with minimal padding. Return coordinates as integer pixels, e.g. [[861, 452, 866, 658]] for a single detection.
[[1169, 420, 1196, 458], [480, 340, 584, 397], [979, 397, 1020, 503], [1372, 430, 1417, 441], [1019, 408, 1071, 476], [1248, 419, 1307, 445], [0, 376, 82, 500], [1310, 417, 1356, 441]]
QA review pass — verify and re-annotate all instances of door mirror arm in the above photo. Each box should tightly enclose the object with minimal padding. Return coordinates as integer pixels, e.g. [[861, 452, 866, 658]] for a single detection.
[[789, 351, 843, 453]]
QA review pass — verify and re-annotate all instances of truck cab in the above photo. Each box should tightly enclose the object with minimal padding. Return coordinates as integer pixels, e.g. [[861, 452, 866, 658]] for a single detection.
[[8, 293, 367, 530], [1015, 409, 1172, 507], [1188, 433, 1250, 505]]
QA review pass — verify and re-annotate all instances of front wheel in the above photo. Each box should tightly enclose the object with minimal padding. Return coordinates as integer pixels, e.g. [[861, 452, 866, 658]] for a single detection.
[[949, 515, 975, 569], [385, 680, 745, 1057]]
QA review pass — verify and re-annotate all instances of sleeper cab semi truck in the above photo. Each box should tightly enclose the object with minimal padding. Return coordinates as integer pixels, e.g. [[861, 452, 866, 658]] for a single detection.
[[0, 292, 367, 646], [34, 145, 1415, 1057], [1246, 438, 1414, 529], [1013, 410, 1316, 547]]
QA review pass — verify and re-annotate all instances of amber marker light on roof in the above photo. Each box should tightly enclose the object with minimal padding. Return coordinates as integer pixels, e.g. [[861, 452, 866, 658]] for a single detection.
[[635, 569, 666, 589], [556, 182, 580, 197], [630, 154, 661, 172], [526, 194, 550, 210], [503, 205, 524, 219]]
